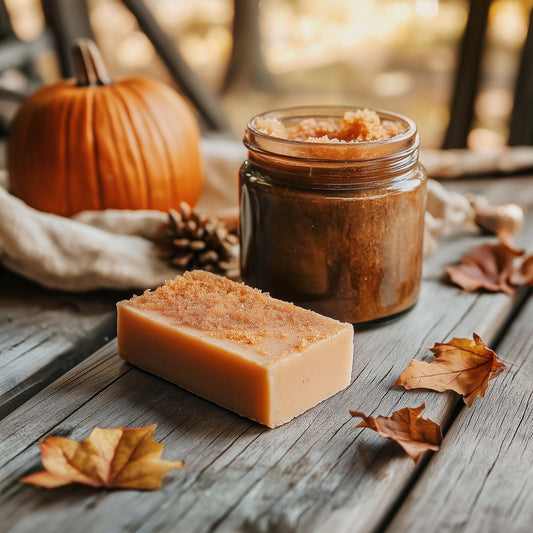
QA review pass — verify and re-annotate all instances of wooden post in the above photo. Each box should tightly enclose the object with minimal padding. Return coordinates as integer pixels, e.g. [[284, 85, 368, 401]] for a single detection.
[[442, 0, 492, 149], [222, 0, 273, 94]]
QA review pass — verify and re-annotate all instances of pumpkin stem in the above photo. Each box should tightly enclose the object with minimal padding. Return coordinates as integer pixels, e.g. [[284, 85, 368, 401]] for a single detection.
[[72, 39, 112, 87]]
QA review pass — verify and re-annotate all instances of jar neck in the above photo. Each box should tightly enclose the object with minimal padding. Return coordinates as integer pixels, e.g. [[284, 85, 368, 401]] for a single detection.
[[243, 106, 420, 189]]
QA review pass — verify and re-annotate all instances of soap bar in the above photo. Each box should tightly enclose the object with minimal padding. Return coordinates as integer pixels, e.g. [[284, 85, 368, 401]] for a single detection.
[[117, 271, 354, 428]]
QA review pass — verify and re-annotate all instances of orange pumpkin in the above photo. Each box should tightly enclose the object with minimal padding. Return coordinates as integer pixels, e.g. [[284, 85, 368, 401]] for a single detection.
[[7, 39, 203, 216]]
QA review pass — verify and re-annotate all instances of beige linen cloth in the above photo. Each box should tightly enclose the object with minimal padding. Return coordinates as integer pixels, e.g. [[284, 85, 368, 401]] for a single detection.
[[0, 137, 243, 291], [0, 140, 527, 292]]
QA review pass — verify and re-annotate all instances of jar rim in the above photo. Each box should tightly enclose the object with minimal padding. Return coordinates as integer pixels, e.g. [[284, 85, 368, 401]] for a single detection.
[[244, 105, 418, 162]]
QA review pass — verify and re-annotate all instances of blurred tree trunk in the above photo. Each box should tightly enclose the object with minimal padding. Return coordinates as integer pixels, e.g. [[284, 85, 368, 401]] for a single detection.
[[222, 0, 273, 94]]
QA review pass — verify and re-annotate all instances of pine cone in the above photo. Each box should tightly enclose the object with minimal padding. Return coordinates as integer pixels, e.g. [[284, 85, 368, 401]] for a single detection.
[[158, 202, 239, 277]]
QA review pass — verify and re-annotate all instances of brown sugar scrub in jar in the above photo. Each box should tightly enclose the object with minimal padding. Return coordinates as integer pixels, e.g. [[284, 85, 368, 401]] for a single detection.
[[239, 106, 427, 324]]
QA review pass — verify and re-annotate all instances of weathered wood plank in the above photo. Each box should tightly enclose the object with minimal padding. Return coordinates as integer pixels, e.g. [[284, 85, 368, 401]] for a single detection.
[[0, 245, 530, 530], [385, 291, 533, 533], [0, 176, 532, 533], [0, 267, 127, 419]]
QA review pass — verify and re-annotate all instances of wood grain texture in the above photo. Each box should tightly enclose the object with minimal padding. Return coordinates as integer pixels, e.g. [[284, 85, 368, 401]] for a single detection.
[[0, 177, 531, 533], [0, 267, 127, 419], [386, 291, 533, 533]]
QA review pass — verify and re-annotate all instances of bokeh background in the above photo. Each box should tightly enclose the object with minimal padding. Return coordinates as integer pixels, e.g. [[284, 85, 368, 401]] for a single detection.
[[3, 0, 532, 149]]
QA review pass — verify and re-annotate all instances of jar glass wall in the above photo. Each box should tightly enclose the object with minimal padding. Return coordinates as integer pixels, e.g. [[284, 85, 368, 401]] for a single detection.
[[239, 106, 427, 324]]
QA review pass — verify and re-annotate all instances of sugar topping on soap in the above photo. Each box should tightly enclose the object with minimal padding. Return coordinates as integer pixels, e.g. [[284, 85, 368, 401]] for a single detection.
[[254, 109, 404, 143], [129, 271, 344, 355]]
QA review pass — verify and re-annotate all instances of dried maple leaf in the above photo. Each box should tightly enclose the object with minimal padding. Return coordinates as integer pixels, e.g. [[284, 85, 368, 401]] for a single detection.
[[350, 403, 442, 463], [20, 424, 184, 490], [395, 333, 507, 406], [445, 240, 524, 294]]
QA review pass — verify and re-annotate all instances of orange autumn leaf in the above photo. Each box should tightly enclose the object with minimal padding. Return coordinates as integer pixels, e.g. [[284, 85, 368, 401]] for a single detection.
[[445, 240, 527, 295], [395, 333, 507, 406], [20, 424, 184, 490], [350, 403, 442, 463]]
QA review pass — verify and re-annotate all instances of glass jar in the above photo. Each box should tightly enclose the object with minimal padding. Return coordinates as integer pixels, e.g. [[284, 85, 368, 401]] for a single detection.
[[239, 106, 427, 324]]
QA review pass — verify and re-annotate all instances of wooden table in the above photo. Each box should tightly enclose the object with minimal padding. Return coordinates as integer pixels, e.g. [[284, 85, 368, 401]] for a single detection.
[[1, 176, 532, 533]]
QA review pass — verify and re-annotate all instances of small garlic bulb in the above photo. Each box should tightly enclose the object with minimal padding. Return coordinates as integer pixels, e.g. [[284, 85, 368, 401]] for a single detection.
[[474, 203, 525, 236]]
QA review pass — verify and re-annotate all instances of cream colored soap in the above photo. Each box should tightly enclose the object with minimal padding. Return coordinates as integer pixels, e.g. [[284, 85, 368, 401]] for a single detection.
[[117, 270, 354, 428]]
